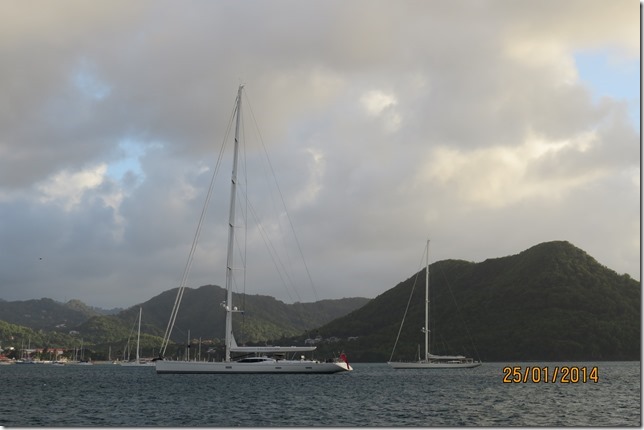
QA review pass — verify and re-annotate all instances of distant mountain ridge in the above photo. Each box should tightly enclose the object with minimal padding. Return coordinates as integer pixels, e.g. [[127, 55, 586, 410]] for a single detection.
[[0, 240, 639, 362], [110, 284, 370, 344], [0, 297, 121, 332], [0, 287, 370, 359]]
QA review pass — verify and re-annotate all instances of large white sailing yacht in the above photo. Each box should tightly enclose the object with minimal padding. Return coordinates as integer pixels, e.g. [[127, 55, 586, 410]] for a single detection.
[[156, 85, 351, 374]]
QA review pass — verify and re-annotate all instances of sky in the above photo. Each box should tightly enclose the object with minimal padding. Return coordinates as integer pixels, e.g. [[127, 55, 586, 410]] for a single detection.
[[0, 0, 640, 309]]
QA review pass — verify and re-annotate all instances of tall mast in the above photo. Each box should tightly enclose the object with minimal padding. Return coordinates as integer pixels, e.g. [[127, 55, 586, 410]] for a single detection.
[[136, 307, 142, 363], [425, 239, 430, 361], [224, 84, 244, 362]]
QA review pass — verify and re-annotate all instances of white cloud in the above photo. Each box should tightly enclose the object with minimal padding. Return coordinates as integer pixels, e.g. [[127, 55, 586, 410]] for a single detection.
[[419, 130, 608, 208], [504, 38, 579, 86], [34, 164, 128, 241], [36, 164, 108, 211], [360, 89, 402, 132], [291, 147, 325, 209], [361, 90, 397, 115]]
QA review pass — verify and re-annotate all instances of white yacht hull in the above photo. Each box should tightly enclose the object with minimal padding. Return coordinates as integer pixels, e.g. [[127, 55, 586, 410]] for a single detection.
[[120, 361, 155, 367], [156, 359, 351, 374], [387, 361, 481, 369]]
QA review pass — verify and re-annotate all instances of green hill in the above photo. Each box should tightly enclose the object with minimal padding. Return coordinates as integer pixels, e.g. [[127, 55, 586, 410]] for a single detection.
[[307, 241, 640, 362], [121, 284, 370, 344], [0, 298, 98, 332]]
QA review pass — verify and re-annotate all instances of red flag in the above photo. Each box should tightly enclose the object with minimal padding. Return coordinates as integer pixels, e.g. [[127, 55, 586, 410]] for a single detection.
[[339, 353, 350, 370]]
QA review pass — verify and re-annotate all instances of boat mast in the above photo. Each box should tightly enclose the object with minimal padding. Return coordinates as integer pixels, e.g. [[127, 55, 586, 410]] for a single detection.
[[223, 84, 244, 362], [136, 307, 142, 363], [425, 239, 430, 361]]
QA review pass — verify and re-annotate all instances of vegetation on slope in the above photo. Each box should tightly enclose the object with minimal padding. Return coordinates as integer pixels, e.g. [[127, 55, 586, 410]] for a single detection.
[[300, 241, 640, 362]]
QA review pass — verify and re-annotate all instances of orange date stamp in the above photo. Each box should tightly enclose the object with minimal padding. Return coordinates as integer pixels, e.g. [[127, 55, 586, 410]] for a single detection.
[[502, 366, 599, 383]]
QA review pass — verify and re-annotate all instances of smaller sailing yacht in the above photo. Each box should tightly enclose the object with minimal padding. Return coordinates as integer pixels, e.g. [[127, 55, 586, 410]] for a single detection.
[[388, 240, 481, 369], [121, 307, 154, 367]]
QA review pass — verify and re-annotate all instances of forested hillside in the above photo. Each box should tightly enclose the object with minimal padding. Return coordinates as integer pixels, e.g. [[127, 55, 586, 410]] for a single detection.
[[307, 241, 640, 362]]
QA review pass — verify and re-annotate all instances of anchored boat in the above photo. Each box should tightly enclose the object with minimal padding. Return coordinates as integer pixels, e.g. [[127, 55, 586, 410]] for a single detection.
[[156, 85, 351, 374]]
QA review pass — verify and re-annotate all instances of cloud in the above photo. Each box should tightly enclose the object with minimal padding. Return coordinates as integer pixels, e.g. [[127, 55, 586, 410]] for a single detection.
[[420, 128, 626, 208], [36, 164, 108, 210], [360, 90, 402, 132], [0, 0, 638, 308]]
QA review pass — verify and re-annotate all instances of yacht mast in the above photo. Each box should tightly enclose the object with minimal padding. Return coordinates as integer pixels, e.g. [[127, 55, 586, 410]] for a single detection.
[[223, 84, 244, 362], [425, 239, 429, 361], [136, 307, 142, 363]]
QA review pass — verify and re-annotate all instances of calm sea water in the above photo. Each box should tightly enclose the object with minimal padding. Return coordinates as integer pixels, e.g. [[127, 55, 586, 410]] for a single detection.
[[1, 362, 639, 427]]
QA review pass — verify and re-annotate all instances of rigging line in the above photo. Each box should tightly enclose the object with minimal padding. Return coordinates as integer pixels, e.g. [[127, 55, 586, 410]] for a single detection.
[[241, 108, 248, 312], [240, 191, 299, 302], [160, 95, 237, 356], [226, 105, 251, 343], [235, 108, 249, 323], [388, 243, 428, 362], [230, 273, 246, 344], [243, 90, 319, 302], [125, 313, 139, 360], [242, 90, 297, 296], [238, 110, 249, 343], [437, 262, 482, 362]]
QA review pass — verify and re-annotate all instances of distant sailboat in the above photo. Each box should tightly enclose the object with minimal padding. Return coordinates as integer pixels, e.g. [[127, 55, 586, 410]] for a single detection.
[[388, 240, 481, 369], [121, 307, 154, 367], [15, 338, 35, 364], [155, 85, 351, 374], [69, 339, 93, 365]]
